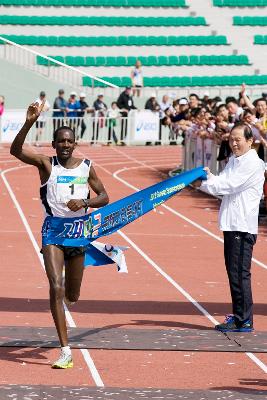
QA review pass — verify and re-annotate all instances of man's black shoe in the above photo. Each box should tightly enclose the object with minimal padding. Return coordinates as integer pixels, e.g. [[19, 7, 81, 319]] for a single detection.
[[215, 315, 254, 332]]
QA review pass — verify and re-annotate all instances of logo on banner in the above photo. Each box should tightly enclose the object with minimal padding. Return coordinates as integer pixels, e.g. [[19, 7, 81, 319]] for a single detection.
[[136, 121, 157, 133], [1, 110, 26, 142], [132, 110, 159, 142]]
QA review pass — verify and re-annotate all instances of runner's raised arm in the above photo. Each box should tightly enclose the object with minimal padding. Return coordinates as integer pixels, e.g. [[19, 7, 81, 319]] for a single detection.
[[10, 101, 49, 168]]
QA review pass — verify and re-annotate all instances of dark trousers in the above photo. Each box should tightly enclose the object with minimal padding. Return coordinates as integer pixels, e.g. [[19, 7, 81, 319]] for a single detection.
[[223, 231, 257, 324], [80, 119, 86, 138], [120, 112, 128, 141], [53, 118, 64, 131], [108, 126, 118, 144]]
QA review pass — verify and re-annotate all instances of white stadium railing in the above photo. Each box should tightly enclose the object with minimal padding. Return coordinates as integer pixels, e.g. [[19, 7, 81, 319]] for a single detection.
[[0, 35, 119, 98]]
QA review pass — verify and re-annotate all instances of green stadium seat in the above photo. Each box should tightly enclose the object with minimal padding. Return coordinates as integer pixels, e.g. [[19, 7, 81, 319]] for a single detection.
[[191, 76, 202, 86], [36, 55, 48, 65], [147, 56, 158, 66], [117, 56, 127, 66], [254, 35, 264, 44], [127, 56, 137, 66], [65, 56, 76, 66], [121, 76, 131, 87], [83, 76, 92, 86], [188, 55, 199, 65], [149, 76, 161, 87], [158, 56, 168, 65], [108, 76, 121, 86], [168, 55, 179, 65], [179, 55, 189, 65], [95, 56, 106, 66], [85, 56, 95, 66], [106, 56, 117, 66], [160, 76, 171, 86], [118, 36, 128, 45], [50, 55, 64, 65], [169, 76, 181, 86]]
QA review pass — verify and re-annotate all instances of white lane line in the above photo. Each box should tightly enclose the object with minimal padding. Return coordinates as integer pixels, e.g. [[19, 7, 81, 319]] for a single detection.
[[110, 165, 267, 374], [1, 165, 104, 387]]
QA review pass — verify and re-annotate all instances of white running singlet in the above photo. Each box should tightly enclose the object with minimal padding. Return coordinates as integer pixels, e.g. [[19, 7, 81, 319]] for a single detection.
[[40, 156, 91, 218]]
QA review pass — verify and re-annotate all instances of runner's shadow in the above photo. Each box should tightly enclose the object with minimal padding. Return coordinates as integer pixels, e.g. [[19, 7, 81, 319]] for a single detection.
[[128, 319, 214, 330], [0, 346, 51, 366], [239, 379, 267, 387]]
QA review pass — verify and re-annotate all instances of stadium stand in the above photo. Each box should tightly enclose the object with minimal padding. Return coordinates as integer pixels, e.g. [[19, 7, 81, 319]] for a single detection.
[[0, 0, 266, 97]]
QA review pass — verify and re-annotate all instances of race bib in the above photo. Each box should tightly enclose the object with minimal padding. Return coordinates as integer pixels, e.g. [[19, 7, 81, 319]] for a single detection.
[[56, 175, 88, 203]]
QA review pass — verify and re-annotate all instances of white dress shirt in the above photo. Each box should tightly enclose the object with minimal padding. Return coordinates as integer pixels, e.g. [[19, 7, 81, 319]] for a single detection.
[[200, 149, 265, 234]]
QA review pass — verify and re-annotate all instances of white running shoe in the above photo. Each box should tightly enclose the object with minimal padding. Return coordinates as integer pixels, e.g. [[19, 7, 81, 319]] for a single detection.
[[52, 351, 73, 369]]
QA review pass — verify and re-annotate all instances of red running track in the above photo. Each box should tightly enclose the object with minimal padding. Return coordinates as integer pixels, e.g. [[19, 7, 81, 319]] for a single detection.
[[0, 144, 267, 390]]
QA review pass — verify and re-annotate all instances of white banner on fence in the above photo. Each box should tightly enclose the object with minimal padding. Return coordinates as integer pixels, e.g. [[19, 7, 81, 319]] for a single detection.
[[0, 110, 26, 143], [129, 110, 159, 143]]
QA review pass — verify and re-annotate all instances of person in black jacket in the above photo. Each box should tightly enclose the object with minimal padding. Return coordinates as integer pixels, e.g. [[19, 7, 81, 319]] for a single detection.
[[117, 87, 137, 142]]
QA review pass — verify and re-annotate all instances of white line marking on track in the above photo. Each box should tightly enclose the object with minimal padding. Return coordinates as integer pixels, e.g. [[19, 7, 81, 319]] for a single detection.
[[1, 165, 104, 387]]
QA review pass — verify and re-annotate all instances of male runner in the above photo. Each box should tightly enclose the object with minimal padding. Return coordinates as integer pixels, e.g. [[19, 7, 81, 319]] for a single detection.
[[10, 101, 109, 368]]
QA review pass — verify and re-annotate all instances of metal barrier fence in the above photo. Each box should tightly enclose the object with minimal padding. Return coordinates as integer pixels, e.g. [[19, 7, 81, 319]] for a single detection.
[[183, 136, 267, 175], [183, 136, 220, 174], [0, 110, 173, 145]]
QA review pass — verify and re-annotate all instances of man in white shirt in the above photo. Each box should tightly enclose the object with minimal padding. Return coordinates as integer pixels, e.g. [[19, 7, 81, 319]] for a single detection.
[[193, 123, 265, 332]]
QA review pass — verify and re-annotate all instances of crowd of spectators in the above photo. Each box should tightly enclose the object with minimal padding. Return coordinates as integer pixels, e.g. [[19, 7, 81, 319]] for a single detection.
[[160, 85, 267, 170], [4, 85, 265, 152]]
